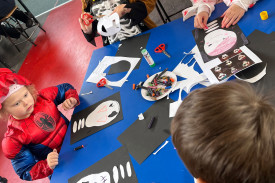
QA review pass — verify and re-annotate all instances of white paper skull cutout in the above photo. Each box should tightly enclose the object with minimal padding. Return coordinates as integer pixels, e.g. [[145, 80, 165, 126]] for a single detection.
[[97, 13, 121, 36], [73, 100, 120, 133], [76, 172, 110, 183], [76, 162, 132, 183], [204, 29, 237, 57], [86, 100, 120, 127], [234, 48, 241, 54]]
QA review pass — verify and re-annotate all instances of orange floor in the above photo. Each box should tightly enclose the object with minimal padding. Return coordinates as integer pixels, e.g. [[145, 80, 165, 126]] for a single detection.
[[0, 0, 102, 182]]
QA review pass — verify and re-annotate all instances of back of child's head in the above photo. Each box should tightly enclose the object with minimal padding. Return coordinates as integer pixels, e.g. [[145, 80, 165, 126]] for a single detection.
[[171, 80, 275, 183]]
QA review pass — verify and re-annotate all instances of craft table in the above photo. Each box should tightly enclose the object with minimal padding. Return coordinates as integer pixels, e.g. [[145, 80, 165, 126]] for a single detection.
[[51, 1, 275, 182]]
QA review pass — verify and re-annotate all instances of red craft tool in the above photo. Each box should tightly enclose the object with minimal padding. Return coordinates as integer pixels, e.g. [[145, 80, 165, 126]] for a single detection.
[[154, 44, 171, 58], [97, 78, 113, 90], [81, 13, 94, 26]]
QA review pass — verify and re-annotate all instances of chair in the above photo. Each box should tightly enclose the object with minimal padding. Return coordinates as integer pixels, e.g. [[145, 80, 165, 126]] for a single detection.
[[156, 0, 186, 24], [0, 2, 46, 52]]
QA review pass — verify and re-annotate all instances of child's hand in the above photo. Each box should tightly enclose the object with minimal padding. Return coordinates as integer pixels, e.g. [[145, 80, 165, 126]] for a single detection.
[[221, 4, 245, 28], [62, 97, 77, 111], [47, 149, 59, 170], [111, 4, 131, 18], [79, 13, 93, 34], [194, 11, 209, 29]]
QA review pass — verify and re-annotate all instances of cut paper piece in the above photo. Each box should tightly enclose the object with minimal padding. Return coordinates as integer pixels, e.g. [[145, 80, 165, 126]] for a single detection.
[[193, 45, 262, 84], [169, 100, 182, 118], [118, 98, 174, 164], [192, 17, 248, 63], [138, 113, 144, 120], [113, 166, 119, 183], [153, 140, 169, 155], [173, 57, 201, 79], [97, 13, 121, 36], [87, 56, 140, 87], [120, 165, 125, 179], [68, 147, 138, 183], [70, 92, 123, 144], [126, 162, 132, 177], [108, 33, 151, 75]]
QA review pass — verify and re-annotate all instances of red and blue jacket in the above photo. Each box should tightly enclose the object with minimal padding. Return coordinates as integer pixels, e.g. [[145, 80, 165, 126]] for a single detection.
[[2, 83, 79, 180]]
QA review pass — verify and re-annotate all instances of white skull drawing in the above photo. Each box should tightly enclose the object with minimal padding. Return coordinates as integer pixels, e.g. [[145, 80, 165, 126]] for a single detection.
[[73, 100, 120, 133], [76, 162, 132, 183], [222, 54, 228, 60], [231, 67, 237, 73], [214, 66, 221, 72], [204, 29, 237, 57], [243, 61, 250, 67], [234, 49, 241, 54], [218, 73, 227, 80], [226, 60, 232, 66], [238, 54, 246, 61], [76, 172, 110, 183]]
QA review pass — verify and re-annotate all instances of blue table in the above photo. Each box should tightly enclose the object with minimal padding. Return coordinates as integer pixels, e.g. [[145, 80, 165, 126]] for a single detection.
[[51, 1, 275, 182]]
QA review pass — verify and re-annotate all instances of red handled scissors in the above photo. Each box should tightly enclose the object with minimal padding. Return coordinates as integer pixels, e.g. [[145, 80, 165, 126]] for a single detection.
[[154, 44, 171, 58], [81, 13, 94, 26], [96, 78, 113, 90]]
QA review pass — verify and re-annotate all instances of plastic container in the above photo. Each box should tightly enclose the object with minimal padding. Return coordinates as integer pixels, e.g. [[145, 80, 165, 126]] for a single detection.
[[141, 49, 155, 67]]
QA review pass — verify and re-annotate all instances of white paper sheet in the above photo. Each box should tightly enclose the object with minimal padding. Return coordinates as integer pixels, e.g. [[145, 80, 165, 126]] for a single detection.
[[86, 56, 140, 87]]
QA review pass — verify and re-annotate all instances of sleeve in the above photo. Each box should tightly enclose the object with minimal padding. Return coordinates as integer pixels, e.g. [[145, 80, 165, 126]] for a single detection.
[[2, 138, 53, 180], [39, 83, 80, 107], [231, 0, 258, 11], [182, 0, 217, 21], [81, 20, 99, 46]]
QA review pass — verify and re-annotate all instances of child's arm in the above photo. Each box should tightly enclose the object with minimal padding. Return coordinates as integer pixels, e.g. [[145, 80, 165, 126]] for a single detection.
[[2, 139, 53, 180], [221, 0, 258, 28], [39, 83, 80, 107], [79, 16, 98, 46], [182, 0, 217, 23]]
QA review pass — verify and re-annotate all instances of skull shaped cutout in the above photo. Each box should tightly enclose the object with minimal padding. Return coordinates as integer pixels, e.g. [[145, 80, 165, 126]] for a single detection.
[[72, 100, 120, 133], [218, 73, 227, 80], [76, 172, 110, 183], [222, 54, 228, 60]]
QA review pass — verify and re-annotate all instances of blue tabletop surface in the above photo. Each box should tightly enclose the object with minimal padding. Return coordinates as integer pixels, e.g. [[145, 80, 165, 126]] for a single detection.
[[51, 1, 275, 182]]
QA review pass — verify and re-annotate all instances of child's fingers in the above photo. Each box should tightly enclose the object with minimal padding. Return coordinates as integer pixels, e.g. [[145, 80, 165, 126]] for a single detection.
[[198, 16, 205, 29], [226, 15, 238, 28], [79, 18, 87, 32], [232, 15, 242, 25]]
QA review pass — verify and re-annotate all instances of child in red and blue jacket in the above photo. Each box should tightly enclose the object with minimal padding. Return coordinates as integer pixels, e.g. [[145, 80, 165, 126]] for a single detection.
[[0, 68, 79, 181]]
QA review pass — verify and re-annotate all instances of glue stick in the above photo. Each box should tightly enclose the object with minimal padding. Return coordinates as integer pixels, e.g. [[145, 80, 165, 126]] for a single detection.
[[141, 49, 155, 67]]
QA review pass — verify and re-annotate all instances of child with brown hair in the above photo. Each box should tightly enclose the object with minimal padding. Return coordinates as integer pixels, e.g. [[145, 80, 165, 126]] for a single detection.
[[171, 80, 275, 183], [0, 68, 80, 181]]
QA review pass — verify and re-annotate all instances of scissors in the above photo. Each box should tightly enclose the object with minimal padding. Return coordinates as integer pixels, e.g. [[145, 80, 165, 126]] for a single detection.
[[96, 78, 113, 90], [154, 44, 171, 58], [81, 13, 105, 26], [81, 13, 94, 26]]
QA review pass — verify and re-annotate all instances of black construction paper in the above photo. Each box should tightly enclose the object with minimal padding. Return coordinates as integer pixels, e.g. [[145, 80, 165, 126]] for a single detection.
[[117, 98, 174, 164], [70, 92, 123, 144], [108, 33, 151, 75], [68, 147, 138, 183], [238, 30, 275, 102], [192, 17, 248, 63]]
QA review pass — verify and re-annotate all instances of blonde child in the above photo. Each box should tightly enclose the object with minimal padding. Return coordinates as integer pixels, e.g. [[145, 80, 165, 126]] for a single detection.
[[183, 0, 258, 29], [0, 68, 80, 181], [171, 81, 275, 183]]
